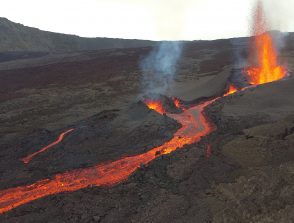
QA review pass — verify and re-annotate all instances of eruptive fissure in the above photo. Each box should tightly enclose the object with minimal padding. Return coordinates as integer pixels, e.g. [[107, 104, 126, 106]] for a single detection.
[[21, 129, 75, 164]]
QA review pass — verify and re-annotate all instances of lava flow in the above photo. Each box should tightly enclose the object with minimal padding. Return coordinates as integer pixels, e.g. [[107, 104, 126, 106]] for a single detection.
[[21, 129, 75, 164], [0, 98, 216, 214], [245, 1, 286, 85], [144, 99, 166, 114], [224, 84, 237, 96], [205, 144, 212, 159]]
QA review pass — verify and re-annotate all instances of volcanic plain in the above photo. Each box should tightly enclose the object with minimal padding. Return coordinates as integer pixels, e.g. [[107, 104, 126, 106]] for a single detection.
[[0, 35, 294, 223]]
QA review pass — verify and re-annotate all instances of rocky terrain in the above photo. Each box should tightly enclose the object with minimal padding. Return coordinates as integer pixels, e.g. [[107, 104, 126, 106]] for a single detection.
[[0, 29, 293, 222], [0, 18, 156, 52]]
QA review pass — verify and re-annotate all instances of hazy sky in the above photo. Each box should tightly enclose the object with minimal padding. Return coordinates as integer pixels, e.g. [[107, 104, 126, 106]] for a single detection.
[[0, 0, 293, 40]]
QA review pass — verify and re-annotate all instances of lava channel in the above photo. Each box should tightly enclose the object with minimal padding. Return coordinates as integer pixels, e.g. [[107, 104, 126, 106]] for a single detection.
[[0, 99, 216, 214]]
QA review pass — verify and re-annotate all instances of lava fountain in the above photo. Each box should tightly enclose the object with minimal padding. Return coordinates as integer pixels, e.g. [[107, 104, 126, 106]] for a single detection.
[[245, 1, 286, 85], [144, 99, 166, 114]]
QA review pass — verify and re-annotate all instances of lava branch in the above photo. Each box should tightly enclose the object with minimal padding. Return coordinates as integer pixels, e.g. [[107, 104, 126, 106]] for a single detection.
[[21, 129, 75, 164], [0, 98, 217, 214]]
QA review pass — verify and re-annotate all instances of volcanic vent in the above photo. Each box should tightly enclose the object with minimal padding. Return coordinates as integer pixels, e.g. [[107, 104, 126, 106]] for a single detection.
[[245, 1, 287, 85]]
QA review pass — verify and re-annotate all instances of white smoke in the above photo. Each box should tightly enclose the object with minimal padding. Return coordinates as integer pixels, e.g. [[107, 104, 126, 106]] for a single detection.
[[140, 41, 183, 96]]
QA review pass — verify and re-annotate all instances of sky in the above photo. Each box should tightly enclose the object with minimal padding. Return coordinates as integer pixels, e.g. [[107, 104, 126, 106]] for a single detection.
[[0, 0, 293, 40]]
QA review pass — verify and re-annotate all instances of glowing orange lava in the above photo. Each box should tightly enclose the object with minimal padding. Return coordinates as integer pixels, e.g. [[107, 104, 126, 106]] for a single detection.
[[0, 2, 289, 211], [144, 99, 166, 114], [21, 129, 75, 164], [0, 99, 216, 214], [246, 1, 286, 85], [224, 84, 238, 96], [173, 97, 182, 109]]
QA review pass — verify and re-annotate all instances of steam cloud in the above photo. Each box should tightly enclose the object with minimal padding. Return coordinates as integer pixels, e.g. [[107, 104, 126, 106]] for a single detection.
[[140, 41, 183, 96]]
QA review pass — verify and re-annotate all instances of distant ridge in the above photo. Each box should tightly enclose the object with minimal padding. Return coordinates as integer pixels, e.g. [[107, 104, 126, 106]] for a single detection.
[[0, 18, 156, 52]]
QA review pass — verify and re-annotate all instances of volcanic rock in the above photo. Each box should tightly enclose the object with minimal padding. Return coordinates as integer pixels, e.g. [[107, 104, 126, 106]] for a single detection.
[[168, 66, 232, 102]]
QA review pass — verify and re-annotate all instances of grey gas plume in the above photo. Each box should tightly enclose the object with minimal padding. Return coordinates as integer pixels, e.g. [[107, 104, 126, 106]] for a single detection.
[[140, 41, 183, 96]]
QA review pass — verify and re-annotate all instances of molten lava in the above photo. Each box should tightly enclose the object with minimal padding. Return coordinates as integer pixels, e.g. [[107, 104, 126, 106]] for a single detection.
[[21, 129, 75, 164], [224, 84, 238, 96], [144, 99, 165, 114], [246, 1, 286, 85], [2, 3, 288, 211], [173, 97, 182, 109], [0, 99, 216, 214]]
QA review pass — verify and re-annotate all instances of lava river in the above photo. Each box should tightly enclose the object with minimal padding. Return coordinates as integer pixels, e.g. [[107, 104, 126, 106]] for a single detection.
[[0, 99, 216, 214]]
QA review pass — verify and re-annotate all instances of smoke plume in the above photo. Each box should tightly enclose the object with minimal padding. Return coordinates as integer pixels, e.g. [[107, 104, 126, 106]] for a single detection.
[[140, 41, 183, 96]]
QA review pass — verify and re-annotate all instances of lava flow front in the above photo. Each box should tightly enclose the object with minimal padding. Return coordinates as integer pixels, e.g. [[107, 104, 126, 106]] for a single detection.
[[0, 98, 216, 214], [245, 1, 286, 85]]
